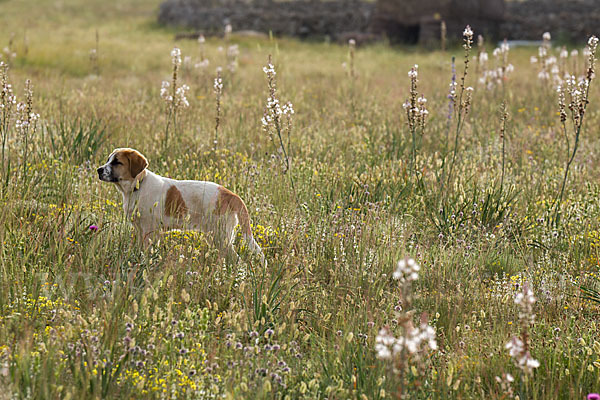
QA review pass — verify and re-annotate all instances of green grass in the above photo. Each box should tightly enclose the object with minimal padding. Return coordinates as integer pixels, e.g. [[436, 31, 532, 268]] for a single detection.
[[1, 0, 600, 398]]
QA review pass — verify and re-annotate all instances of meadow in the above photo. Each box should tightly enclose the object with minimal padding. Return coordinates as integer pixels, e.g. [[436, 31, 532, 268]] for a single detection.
[[1, 0, 600, 398]]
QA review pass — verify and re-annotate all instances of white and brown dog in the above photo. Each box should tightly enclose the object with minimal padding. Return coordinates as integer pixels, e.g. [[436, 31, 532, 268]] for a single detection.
[[97, 148, 264, 262]]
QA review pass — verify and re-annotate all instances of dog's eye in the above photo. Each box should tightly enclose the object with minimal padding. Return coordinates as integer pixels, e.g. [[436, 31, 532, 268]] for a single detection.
[[112, 160, 122, 166]]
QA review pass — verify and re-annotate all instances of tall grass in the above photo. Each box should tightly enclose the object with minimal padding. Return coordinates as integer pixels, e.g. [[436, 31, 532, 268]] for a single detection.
[[1, 1, 600, 398]]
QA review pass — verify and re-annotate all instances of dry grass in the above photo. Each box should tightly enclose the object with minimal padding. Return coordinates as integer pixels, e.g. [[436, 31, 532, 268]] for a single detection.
[[1, 1, 600, 399]]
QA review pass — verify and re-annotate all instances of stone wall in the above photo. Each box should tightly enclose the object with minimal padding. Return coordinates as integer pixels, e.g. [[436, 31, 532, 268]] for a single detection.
[[158, 0, 599, 43], [158, 0, 373, 39], [500, 0, 599, 42], [369, 0, 505, 43]]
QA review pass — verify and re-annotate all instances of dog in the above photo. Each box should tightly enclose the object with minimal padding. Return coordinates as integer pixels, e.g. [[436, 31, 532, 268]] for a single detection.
[[97, 148, 264, 262]]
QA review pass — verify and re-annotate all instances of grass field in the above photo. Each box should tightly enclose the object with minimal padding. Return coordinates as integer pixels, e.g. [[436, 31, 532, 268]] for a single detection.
[[1, 0, 600, 398]]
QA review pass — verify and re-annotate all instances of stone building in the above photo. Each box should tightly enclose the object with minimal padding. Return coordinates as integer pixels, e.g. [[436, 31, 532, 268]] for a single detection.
[[369, 0, 506, 44]]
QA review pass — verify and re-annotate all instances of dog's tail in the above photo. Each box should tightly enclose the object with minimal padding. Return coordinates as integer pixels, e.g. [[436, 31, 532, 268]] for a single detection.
[[221, 189, 265, 264], [236, 200, 265, 264], [217, 186, 266, 264]]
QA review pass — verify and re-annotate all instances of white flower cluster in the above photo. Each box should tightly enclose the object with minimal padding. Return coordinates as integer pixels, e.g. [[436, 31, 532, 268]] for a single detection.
[[479, 40, 514, 89], [227, 45, 239, 59], [505, 336, 540, 374], [515, 283, 536, 324], [171, 47, 182, 67], [282, 101, 294, 116], [543, 32, 551, 42], [560, 47, 569, 59], [175, 85, 190, 108], [532, 32, 552, 82], [195, 59, 210, 69], [587, 36, 599, 80], [263, 63, 276, 76], [160, 81, 189, 108], [194, 35, 209, 70], [404, 65, 428, 131], [15, 109, 40, 131], [463, 25, 473, 50], [0, 62, 16, 111], [393, 258, 420, 283], [448, 79, 457, 101], [160, 47, 190, 111], [506, 283, 540, 375], [530, 32, 591, 88], [375, 323, 437, 360], [408, 64, 418, 79], [495, 373, 515, 398], [160, 80, 171, 102], [227, 44, 240, 73], [261, 60, 294, 132], [558, 73, 588, 126], [263, 97, 294, 127], [262, 95, 280, 128], [2, 46, 16, 61], [214, 77, 223, 92], [589, 36, 599, 52]]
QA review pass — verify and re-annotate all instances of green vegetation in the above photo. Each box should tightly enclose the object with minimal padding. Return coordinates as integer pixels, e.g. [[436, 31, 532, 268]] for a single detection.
[[1, 0, 600, 398]]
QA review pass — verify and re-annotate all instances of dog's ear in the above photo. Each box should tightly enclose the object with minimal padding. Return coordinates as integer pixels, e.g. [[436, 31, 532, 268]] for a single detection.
[[126, 150, 148, 179]]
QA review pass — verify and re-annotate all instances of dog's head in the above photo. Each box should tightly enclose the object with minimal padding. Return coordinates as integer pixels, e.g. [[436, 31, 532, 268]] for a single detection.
[[97, 148, 148, 183]]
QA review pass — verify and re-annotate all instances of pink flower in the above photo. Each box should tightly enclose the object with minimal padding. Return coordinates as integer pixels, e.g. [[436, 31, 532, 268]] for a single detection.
[[89, 225, 99, 232], [588, 394, 600, 400]]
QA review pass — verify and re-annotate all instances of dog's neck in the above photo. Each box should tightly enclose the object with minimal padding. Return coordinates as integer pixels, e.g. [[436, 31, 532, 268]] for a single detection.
[[114, 170, 151, 215]]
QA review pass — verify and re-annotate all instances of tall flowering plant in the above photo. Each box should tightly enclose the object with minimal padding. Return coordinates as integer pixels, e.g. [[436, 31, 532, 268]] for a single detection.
[[403, 65, 428, 178], [552, 35, 598, 224], [375, 258, 437, 398], [445, 25, 474, 189], [262, 55, 296, 193], [161, 47, 190, 148]]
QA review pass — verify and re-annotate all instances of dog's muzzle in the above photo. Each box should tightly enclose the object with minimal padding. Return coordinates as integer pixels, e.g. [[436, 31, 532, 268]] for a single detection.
[[97, 166, 116, 182]]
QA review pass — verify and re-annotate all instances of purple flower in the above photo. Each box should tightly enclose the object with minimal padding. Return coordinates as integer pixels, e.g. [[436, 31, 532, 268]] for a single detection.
[[89, 224, 99, 232], [588, 394, 600, 400]]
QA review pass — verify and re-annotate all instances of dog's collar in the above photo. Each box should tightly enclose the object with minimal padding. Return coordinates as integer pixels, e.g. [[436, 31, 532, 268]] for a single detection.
[[133, 171, 146, 192]]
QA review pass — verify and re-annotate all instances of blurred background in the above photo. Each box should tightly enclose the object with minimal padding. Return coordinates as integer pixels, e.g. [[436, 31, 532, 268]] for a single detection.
[[157, 0, 598, 44]]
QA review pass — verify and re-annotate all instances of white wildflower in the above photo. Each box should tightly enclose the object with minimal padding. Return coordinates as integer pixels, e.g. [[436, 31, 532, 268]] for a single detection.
[[463, 25, 473, 38], [214, 77, 223, 91], [171, 47, 182, 66], [393, 258, 420, 283], [263, 63, 276, 76]]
